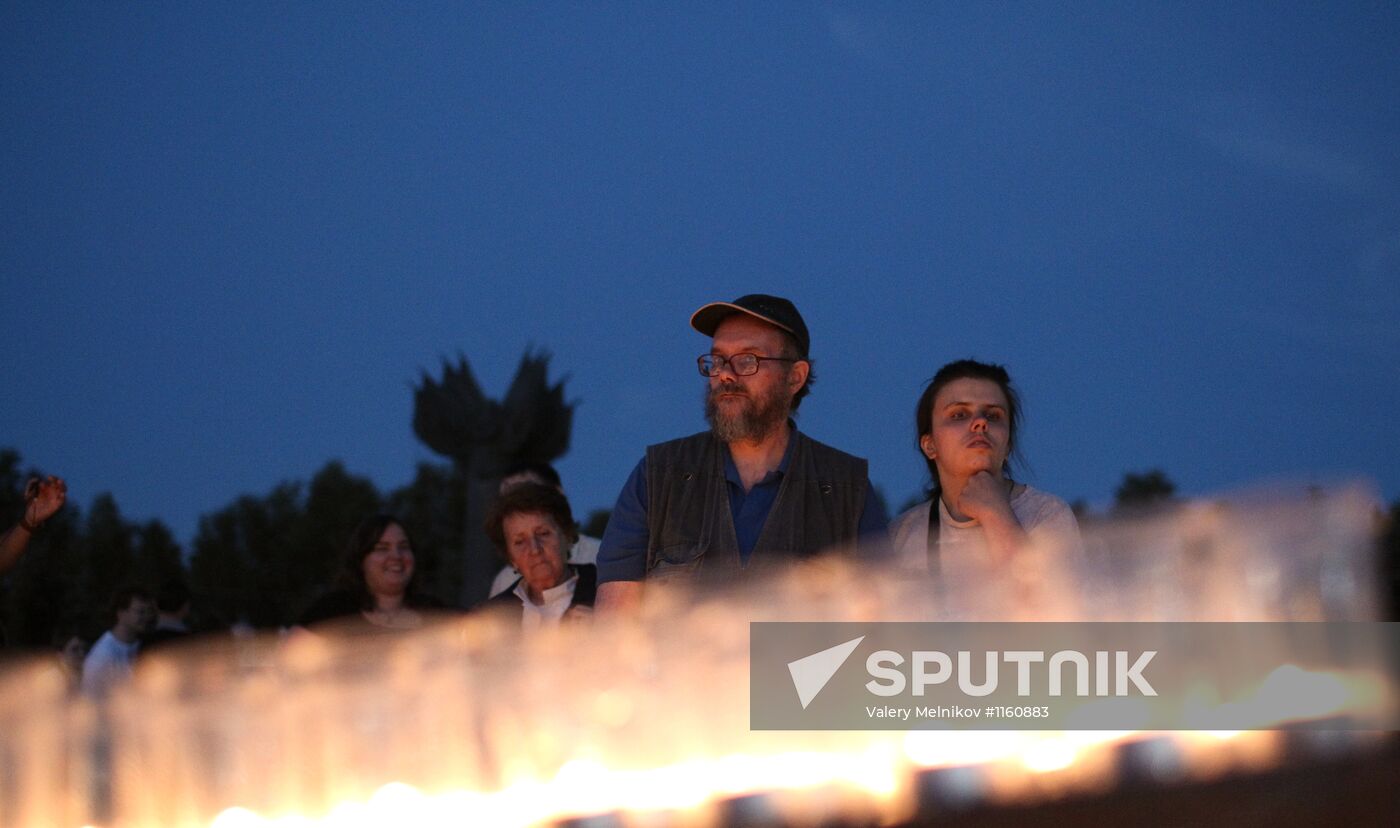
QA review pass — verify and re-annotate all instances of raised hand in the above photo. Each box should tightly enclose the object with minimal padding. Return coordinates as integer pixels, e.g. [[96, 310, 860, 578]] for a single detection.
[[3, 476, 67, 574], [956, 470, 1012, 524], [23, 476, 68, 528]]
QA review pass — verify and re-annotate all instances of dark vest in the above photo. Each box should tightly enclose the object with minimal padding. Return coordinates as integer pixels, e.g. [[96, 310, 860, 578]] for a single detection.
[[644, 429, 868, 583]]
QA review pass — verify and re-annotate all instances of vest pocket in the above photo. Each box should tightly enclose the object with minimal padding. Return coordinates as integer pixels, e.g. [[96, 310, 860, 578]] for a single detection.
[[648, 543, 705, 581]]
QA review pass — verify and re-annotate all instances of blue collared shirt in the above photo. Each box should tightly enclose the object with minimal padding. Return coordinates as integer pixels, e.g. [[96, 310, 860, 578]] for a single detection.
[[596, 432, 889, 583]]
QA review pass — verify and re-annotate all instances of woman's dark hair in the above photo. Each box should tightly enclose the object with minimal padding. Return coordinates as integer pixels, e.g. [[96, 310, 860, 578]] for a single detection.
[[483, 483, 579, 561], [336, 514, 423, 610], [915, 359, 1025, 497]]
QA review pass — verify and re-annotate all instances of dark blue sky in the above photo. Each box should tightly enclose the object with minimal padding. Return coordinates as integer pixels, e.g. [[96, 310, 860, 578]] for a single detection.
[[4, 3, 1397, 544]]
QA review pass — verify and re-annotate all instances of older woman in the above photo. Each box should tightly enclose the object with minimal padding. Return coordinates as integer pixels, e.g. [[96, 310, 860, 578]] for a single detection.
[[298, 514, 442, 632], [483, 483, 595, 629], [892, 360, 1083, 580]]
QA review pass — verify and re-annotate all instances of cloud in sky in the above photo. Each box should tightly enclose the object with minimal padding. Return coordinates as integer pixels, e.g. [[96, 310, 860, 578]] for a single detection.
[[1187, 91, 1399, 348], [820, 5, 891, 63], [1191, 96, 1383, 199]]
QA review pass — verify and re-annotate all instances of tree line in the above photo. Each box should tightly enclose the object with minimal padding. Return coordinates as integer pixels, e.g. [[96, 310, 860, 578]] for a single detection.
[[7, 440, 1394, 648], [0, 448, 447, 644], [0, 351, 583, 647]]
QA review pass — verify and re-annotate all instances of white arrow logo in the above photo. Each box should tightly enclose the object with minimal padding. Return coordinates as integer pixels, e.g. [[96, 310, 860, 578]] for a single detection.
[[787, 636, 865, 709]]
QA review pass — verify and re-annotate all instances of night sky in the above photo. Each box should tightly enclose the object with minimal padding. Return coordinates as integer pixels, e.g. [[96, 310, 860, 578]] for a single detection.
[[4, 3, 1397, 544]]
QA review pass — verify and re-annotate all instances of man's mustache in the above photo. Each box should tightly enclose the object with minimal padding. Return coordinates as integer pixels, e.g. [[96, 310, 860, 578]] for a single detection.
[[708, 386, 750, 399]]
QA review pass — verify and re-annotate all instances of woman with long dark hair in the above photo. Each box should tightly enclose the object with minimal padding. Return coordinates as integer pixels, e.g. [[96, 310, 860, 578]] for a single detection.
[[298, 514, 443, 632], [891, 360, 1082, 577]]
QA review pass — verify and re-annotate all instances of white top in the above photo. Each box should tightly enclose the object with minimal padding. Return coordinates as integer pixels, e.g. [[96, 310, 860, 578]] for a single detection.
[[513, 570, 581, 632], [489, 534, 600, 597], [890, 481, 1086, 580], [80, 630, 141, 698]]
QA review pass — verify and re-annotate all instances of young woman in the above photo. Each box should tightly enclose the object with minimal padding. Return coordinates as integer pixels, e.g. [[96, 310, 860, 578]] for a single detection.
[[891, 360, 1083, 582], [299, 515, 443, 632]]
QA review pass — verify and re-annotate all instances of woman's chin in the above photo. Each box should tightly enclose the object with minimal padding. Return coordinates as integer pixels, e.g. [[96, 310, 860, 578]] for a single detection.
[[526, 567, 565, 591], [372, 583, 410, 601]]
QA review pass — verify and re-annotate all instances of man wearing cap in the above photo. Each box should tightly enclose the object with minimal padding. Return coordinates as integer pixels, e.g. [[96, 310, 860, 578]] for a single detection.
[[595, 294, 887, 612]]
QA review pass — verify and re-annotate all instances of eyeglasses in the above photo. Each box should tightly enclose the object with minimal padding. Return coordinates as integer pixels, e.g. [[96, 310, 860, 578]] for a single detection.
[[696, 353, 798, 377]]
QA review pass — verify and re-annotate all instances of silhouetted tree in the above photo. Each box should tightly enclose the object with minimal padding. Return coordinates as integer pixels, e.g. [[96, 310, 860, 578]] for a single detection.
[[0, 449, 26, 518], [189, 486, 299, 628], [132, 520, 184, 593], [75, 494, 139, 625], [413, 350, 576, 606], [1, 508, 83, 645], [288, 461, 381, 602], [188, 462, 383, 628], [385, 461, 467, 603], [1113, 469, 1177, 514]]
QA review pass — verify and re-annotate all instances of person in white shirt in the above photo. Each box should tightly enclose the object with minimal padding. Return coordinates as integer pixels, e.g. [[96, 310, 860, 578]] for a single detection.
[[81, 585, 155, 698], [486, 462, 600, 597], [889, 360, 1083, 607], [482, 482, 595, 630]]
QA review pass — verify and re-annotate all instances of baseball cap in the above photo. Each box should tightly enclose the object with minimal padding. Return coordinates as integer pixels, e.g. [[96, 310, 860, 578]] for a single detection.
[[689, 294, 810, 358]]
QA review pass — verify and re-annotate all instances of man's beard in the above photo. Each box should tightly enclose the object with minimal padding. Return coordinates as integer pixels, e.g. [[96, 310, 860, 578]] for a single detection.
[[704, 380, 791, 442]]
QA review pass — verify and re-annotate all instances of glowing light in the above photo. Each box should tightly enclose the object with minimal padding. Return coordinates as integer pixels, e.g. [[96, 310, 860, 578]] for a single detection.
[[0, 487, 1388, 828], [1020, 737, 1080, 773], [903, 729, 1029, 768], [211, 807, 266, 828]]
